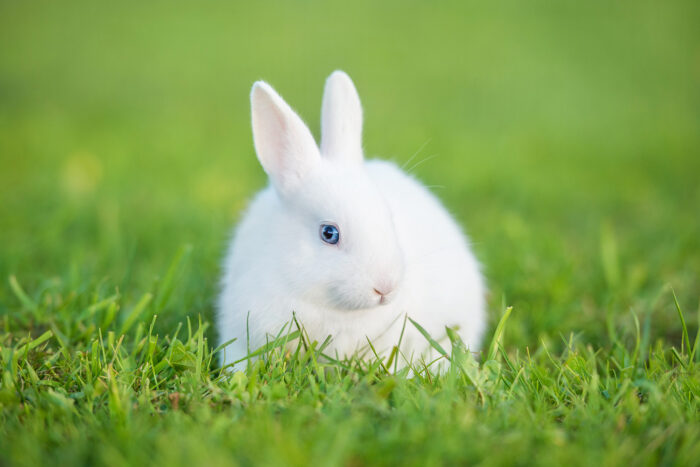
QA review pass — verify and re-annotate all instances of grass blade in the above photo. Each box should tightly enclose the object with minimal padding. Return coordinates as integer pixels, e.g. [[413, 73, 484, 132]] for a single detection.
[[408, 317, 448, 357], [154, 244, 192, 313], [8, 275, 38, 313], [487, 306, 513, 362], [671, 289, 691, 356], [120, 293, 153, 335]]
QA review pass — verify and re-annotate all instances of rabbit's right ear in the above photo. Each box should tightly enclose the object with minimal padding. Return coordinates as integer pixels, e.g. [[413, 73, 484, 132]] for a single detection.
[[320, 71, 363, 165], [251, 81, 321, 194]]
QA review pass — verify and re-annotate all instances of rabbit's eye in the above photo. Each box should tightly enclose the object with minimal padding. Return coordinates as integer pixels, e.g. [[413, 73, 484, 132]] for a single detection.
[[320, 224, 340, 245]]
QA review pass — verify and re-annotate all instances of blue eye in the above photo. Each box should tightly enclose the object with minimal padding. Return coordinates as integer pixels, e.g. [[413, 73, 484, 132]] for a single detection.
[[320, 224, 340, 245]]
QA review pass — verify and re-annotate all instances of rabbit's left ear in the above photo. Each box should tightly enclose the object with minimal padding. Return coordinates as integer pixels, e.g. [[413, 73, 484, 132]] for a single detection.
[[320, 70, 363, 164], [251, 81, 321, 195]]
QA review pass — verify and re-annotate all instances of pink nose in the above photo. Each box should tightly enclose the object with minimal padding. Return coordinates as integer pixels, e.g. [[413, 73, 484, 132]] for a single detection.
[[374, 275, 397, 295], [373, 281, 396, 305]]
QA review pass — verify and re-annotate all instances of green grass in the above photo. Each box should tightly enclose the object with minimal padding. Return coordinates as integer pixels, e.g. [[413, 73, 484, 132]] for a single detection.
[[1, 0, 699, 465]]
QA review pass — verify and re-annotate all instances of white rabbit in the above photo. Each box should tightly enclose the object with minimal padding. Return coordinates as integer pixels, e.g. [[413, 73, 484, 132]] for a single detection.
[[217, 71, 486, 370]]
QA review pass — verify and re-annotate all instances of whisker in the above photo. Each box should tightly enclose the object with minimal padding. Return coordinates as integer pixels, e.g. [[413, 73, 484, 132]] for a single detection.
[[401, 138, 432, 170], [406, 153, 439, 175]]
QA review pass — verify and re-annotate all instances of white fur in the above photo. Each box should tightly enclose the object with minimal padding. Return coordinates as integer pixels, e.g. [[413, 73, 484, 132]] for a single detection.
[[218, 71, 486, 370]]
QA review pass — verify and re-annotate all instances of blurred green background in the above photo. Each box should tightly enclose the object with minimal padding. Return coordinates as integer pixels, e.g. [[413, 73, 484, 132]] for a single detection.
[[1, 0, 698, 348]]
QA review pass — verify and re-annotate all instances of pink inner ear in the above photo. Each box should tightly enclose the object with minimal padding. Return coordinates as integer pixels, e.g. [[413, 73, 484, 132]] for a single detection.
[[251, 82, 321, 194]]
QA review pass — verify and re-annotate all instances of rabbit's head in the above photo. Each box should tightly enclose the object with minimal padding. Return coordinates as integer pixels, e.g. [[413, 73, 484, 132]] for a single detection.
[[250, 71, 404, 311]]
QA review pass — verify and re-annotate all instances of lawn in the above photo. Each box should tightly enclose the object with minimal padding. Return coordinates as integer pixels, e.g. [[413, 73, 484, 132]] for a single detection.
[[1, 1, 699, 465]]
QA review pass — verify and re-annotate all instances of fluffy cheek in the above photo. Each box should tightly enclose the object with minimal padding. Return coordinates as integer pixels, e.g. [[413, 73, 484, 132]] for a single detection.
[[315, 258, 376, 310], [325, 280, 378, 311]]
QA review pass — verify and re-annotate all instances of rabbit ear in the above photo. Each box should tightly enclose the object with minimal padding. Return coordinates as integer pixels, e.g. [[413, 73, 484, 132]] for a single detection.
[[251, 81, 321, 194], [320, 70, 363, 164]]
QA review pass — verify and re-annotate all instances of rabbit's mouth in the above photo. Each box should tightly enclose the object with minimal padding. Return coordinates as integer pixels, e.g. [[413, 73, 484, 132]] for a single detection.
[[373, 288, 395, 306]]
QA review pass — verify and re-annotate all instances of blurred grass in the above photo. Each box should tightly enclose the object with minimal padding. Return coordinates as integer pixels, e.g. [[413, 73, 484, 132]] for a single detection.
[[2, 0, 698, 342], [0, 0, 699, 465]]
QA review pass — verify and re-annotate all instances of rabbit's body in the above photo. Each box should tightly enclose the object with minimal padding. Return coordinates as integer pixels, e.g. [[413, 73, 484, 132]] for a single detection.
[[218, 71, 485, 369]]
